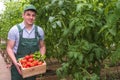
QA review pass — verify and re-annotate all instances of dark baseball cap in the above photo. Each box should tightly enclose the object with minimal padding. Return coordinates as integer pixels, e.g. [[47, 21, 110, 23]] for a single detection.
[[23, 4, 37, 13]]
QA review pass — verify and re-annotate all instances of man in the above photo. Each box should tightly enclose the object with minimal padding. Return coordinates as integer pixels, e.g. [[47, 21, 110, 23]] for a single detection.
[[6, 4, 46, 80]]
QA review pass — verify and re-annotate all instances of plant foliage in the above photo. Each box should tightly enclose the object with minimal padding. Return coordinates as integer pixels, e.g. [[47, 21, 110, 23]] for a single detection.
[[1, 0, 120, 80]]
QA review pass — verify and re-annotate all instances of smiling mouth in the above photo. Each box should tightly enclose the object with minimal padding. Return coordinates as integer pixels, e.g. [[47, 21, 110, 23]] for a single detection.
[[29, 20, 34, 22]]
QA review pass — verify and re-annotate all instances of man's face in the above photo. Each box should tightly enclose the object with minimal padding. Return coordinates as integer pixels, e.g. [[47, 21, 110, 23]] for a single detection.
[[22, 10, 36, 25]]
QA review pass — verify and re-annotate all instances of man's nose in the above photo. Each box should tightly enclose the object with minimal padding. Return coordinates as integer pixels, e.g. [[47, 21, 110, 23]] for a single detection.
[[30, 15, 33, 19]]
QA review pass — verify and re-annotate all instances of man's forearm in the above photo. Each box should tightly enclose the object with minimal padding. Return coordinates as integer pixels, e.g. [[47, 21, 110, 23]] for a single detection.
[[7, 48, 22, 75], [39, 40, 46, 55], [40, 46, 46, 55], [6, 48, 17, 65]]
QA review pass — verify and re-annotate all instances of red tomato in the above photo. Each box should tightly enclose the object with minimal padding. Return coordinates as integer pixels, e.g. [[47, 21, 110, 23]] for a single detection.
[[33, 60, 38, 66], [22, 64, 28, 68], [25, 55, 30, 60], [30, 63, 34, 67], [20, 59, 27, 64], [28, 58, 34, 62], [38, 61, 43, 65], [26, 62, 32, 67], [29, 54, 33, 58], [25, 65, 30, 68]]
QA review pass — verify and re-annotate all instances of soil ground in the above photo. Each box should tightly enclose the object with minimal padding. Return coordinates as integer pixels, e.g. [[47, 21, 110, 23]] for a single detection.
[[36, 58, 61, 80], [0, 52, 11, 80]]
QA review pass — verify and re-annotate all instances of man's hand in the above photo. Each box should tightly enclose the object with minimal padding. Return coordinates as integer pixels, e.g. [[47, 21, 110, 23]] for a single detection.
[[15, 63, 22, 75]]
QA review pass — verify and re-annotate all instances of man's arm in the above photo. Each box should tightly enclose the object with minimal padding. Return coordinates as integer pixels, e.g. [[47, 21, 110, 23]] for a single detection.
[[39, 40, 46, 55], [6, 40, 22, 75], [6, 40, 17, 64]]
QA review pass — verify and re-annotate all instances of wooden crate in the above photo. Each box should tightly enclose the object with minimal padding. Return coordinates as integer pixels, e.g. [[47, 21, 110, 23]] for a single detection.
[[21, 62, 46, 78]]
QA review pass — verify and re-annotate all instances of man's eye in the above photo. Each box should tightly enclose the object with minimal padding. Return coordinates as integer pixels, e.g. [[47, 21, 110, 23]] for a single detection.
[[27, 14, 30, 16], [32, 14, 36, 17]]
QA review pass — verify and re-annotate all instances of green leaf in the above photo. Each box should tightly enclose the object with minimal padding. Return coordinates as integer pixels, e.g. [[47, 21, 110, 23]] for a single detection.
[[56, 21, 62, 27], [49, 16, 55, 23]]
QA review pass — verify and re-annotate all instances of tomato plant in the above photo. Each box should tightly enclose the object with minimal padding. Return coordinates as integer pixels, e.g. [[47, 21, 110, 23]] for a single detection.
[[1, 0, 120, 79]]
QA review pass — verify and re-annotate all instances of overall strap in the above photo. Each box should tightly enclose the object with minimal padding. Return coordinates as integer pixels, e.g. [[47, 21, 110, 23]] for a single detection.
[[17, 24, 23, 41], [35, 25, 41, 39], [17, 24, 22, 32]]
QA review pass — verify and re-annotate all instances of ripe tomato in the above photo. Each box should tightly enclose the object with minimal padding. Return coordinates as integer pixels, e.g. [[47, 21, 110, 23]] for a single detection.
[[25, 55, 30, 60], [20, 59, 27, 64], [28, 58, 34, 62], [26, 62, 32, 67], [38, 61, 43, 65], [29, 63, 34, 67], [22, 64, 28, 68], [19, 53, 45, 68], [29, 54, 33, 58], [32, 60, 38, 66]]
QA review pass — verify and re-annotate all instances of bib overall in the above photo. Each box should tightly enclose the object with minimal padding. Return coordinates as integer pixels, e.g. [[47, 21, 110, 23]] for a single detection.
[[11, 25, 40, 80]]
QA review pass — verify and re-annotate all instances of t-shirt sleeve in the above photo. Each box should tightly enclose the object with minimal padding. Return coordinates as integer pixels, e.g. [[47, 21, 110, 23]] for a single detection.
[[7, 26, 17, 41], [37, 26, 45, 40]]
